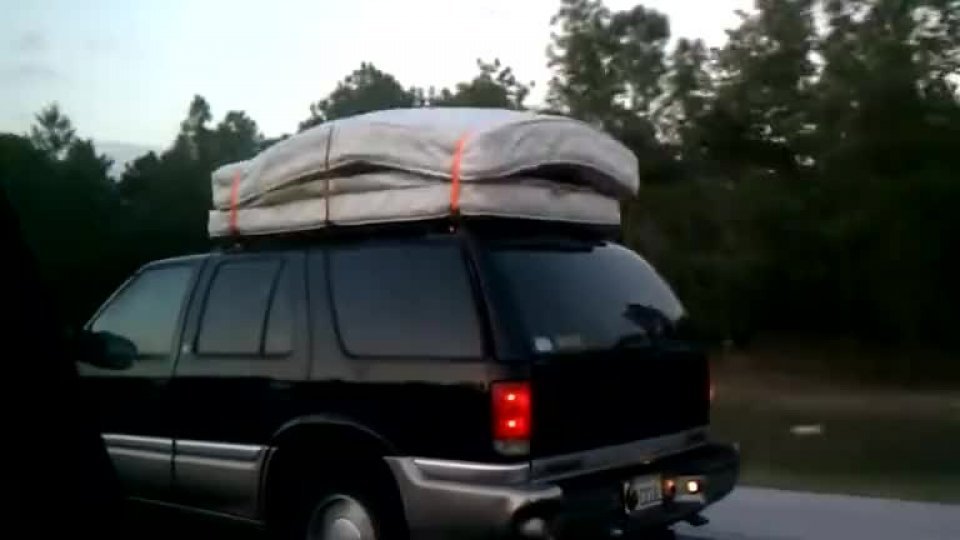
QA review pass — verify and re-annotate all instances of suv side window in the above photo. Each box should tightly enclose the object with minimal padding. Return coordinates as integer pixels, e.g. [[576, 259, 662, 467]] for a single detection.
[[329, 237, 483, 358], [195, 259, 289, 356], [91, 264, 195, 361]]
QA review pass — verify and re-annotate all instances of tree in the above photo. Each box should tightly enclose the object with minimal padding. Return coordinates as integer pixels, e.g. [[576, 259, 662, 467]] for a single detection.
[[547, 0, 674, 180], [299, 63, 417, 131], [61, 139, 115, 203], [116, 96, 266, 269], [214, 111, 263, 165], [173, 95, 214, 161], [117, 96, 266, 267], [4, 106, 125, 324], [29, 103, 77, 159], [547, 0, 670, 123], [657, 39, 712, 141], [816, 0, 960, 176], [429, 59, 531, 109], [656, 38, 715, 164], [805, 0, 960, 341], [703, 0, 818, 180]]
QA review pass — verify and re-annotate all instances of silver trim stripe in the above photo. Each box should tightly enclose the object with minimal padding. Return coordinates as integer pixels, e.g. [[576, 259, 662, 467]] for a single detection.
[[412, 459, 529, 473], [176, 440, 264, 461], [102, 434, 265, 461], [102, 434, 172, 452], [413, 458, 530, 485]]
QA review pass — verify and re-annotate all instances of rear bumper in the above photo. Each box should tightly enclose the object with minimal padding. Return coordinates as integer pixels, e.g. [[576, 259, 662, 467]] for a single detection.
[[385, 441, 739, 539]]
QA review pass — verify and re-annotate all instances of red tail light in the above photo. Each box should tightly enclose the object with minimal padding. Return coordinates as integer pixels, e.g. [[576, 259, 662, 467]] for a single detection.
[[492, 381, 531, 455]]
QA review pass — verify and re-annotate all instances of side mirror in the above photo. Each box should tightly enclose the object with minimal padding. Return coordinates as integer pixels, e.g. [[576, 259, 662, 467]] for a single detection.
[[75, 331, 137, 370]]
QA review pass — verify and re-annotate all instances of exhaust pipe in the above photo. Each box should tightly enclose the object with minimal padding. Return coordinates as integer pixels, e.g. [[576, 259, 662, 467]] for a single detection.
[[517, 516, 554, 540]]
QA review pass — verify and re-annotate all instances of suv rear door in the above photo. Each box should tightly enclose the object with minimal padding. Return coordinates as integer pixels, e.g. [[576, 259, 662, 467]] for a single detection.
[[475, 236, 710, 459], [318, 233, 494, 460]]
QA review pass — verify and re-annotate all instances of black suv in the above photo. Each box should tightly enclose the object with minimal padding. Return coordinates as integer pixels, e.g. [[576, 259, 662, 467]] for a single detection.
[[80, 220, 738, 540]]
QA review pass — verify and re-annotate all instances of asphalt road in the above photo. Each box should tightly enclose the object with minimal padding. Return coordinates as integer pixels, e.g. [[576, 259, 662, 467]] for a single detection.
[[674, 487, 960, 540]]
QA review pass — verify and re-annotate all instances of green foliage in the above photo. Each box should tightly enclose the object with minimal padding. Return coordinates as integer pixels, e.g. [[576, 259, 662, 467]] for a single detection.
[[119, 97, 265, 264], [298, 59, 532, 132], [428, 59, 532, 109], [656, 38, 713, 149], [29, 103, 77, 159], [1, 131, 121, 323], [3, 97, 266, 325], [547, 0, 675, 181], [547, 0, 670, 123], [215, 111, 263, 164], [705, 0, 818, 179], [299, 63, 418, 131], [549, 0, 960, 350]]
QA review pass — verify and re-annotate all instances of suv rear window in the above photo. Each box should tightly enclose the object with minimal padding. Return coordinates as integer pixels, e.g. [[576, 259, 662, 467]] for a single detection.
[[329, 237, 483, 358], [482, 239, 684, 354]]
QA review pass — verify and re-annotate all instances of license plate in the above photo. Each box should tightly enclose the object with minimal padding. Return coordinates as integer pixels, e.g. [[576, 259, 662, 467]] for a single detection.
[[622, 475, 662, 513]]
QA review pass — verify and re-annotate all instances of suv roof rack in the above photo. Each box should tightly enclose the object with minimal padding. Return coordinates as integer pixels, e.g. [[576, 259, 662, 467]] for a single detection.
[[212, 216, 621, 253]]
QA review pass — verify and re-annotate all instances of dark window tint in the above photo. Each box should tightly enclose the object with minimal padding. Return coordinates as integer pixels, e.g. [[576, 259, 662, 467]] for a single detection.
[[485, 241, 684, 353], [91, 265, 194, 357], [264, 264, 293, 355], [196, 260, 280, 355], [330, 238, 482, 358]]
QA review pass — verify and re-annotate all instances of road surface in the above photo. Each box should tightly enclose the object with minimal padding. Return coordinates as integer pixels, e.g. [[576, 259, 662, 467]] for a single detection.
[[675, 487, 960, 540]]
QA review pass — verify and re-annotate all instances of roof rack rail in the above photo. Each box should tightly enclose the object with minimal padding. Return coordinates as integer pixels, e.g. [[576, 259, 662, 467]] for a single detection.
[[210, 216, 621, 253]]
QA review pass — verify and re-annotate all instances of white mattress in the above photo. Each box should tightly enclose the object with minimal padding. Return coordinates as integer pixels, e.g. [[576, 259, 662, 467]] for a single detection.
[[208, 107, 637, 237], [209, 173, 620, 237]]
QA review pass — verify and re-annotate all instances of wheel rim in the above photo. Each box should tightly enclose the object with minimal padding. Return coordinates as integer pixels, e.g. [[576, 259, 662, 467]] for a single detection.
[[306, 494, 377, 540]]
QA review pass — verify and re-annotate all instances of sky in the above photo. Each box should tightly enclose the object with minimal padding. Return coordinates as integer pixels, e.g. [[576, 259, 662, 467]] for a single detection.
[[2, 0, 750, 150]]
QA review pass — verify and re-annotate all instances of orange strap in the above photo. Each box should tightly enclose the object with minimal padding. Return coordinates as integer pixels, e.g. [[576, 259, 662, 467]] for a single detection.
[[228, 170, 241, 235], [449, 134, 469, 214]]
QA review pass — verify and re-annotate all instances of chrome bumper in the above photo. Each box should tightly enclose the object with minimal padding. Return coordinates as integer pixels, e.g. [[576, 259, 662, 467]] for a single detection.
[[385, 440, 739, 540]]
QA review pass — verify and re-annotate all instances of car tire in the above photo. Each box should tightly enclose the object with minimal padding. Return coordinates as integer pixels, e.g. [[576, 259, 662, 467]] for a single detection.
[[275, 461, 405, 540], [303, 493, 378, 540]]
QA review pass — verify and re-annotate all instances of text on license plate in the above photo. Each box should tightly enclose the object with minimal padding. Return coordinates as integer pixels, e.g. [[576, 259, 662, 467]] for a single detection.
[[623, 475, 662, 513]]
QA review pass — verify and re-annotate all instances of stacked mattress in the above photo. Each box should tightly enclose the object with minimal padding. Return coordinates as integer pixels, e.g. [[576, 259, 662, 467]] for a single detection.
[[208, 107, 639, 237]]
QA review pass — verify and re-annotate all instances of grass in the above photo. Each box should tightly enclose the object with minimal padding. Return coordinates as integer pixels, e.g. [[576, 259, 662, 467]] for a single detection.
[[709, 344, 960, 503]]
